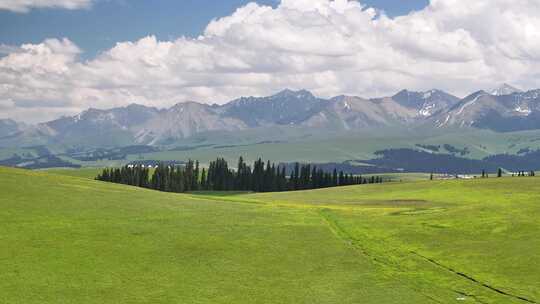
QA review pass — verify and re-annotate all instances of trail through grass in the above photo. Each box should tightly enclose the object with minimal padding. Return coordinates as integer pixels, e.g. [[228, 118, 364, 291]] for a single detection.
[[246, 178, 540, 303]]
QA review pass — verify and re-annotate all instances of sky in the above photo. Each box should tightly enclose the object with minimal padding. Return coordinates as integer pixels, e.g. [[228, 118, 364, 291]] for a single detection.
[[0, 0, 429, 59], [1, 0, 539, 123]]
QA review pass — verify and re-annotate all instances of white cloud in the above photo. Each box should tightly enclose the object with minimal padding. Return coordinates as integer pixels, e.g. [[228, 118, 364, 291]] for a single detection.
[[0, 44, 20, 55], [2, 0, 540, 122], [0, 0, 92, 13]]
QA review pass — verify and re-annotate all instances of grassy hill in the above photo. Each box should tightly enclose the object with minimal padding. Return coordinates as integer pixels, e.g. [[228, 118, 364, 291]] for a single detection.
[[45, 167, 106, 179], [1, 167, 538, 303]]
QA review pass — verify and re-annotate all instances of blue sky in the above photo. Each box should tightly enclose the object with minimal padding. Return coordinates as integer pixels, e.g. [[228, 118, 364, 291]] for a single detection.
[[0, 0, 428, 58]]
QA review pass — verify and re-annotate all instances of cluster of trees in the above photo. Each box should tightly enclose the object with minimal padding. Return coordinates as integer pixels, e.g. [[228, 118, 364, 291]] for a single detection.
[[95, 165, 151, 188], [96, 157, 384, 193], [96, 160, 201, 192]]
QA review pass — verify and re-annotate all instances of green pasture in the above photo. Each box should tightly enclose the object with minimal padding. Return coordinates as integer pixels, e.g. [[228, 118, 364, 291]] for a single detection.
[[0, 167, 538, 303]]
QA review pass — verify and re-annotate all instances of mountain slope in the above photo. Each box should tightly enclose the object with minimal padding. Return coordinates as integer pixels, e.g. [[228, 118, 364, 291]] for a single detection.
[[304, 95, 418, 130], [302, 89, 460, 130], [3, 87, 540, 149], [435, 89, 540, 131], [38, 104, 161, 146], [0, 119, 24, 137], [222, 89, 330, 127], [136, 102, 247, 145], [391, 89, 460, 117], [490, 83, 523, 96]]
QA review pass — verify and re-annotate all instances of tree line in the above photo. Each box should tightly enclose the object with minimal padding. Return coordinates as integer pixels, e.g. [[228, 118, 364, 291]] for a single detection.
[[96, 157, 384, 193]]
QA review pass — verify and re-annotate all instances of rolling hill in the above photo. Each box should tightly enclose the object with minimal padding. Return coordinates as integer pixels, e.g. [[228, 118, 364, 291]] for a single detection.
[[1, 166, 538, 303]]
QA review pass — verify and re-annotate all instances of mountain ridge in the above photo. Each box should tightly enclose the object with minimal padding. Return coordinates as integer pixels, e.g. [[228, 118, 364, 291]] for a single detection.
[[3, 87, 540, 147]]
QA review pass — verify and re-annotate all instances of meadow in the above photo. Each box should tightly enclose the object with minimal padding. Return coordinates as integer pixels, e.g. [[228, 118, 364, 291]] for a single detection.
[[1, 166, 538, 303], [46, 167, 107, 179]]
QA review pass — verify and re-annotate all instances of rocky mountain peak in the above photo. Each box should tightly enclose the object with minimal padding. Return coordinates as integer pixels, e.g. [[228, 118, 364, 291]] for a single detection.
[[490, 84, 523, 96]]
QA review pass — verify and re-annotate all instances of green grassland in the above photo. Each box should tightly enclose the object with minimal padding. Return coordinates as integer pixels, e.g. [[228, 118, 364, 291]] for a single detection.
[[45, 167, 106, 179], [1, 167, 539, 303], [245, 178, 540, 303]]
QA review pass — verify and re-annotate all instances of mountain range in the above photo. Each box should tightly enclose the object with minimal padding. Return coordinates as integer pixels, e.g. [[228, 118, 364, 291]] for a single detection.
[[0, 119, 24, 138], [2, 84, 539, 147]]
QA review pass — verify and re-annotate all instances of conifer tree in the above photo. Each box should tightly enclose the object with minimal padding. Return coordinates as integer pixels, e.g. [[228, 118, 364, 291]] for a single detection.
[[97, 157, 385, 194]]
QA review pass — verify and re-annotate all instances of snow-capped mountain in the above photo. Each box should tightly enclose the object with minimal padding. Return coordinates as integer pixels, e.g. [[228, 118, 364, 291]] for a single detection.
[[135, 102, 247, 145], [36, 104, 161, 146], [311, 95, 419, 130], [490, 84, 523, 96], [391, 89, 460, 118], [4, 87, 540, 147], [433, 89, 540, 131], [222, 89, 329, 127]]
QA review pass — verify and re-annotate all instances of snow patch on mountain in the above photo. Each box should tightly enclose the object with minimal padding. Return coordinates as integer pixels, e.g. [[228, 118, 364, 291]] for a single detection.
[[423, 90, 436, 99], [456, 93, 485, 115], [419, 103, 436, 117], [515, 106, 532, 115]]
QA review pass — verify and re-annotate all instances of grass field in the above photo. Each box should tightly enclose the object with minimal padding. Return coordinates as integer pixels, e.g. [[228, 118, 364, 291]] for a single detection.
[[45, 167, 106, 179], [1, 167, 538, 303]]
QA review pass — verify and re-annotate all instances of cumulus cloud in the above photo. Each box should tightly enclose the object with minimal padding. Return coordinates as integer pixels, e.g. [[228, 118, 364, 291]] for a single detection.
[[2, 0, 540, 122], [0, 0, 93, 13]]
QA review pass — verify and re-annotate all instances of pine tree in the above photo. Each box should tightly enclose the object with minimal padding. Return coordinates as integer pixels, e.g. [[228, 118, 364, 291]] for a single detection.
[[193, 161, 200, 191], [310, 166, 317, 189], [270, 163, 277, 192], [200, 168, 207, 190], [96, 157, 385, 194], [279, 166, 287, 191], [236, 157, 245, 190], [293, 163, 300, 190]]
